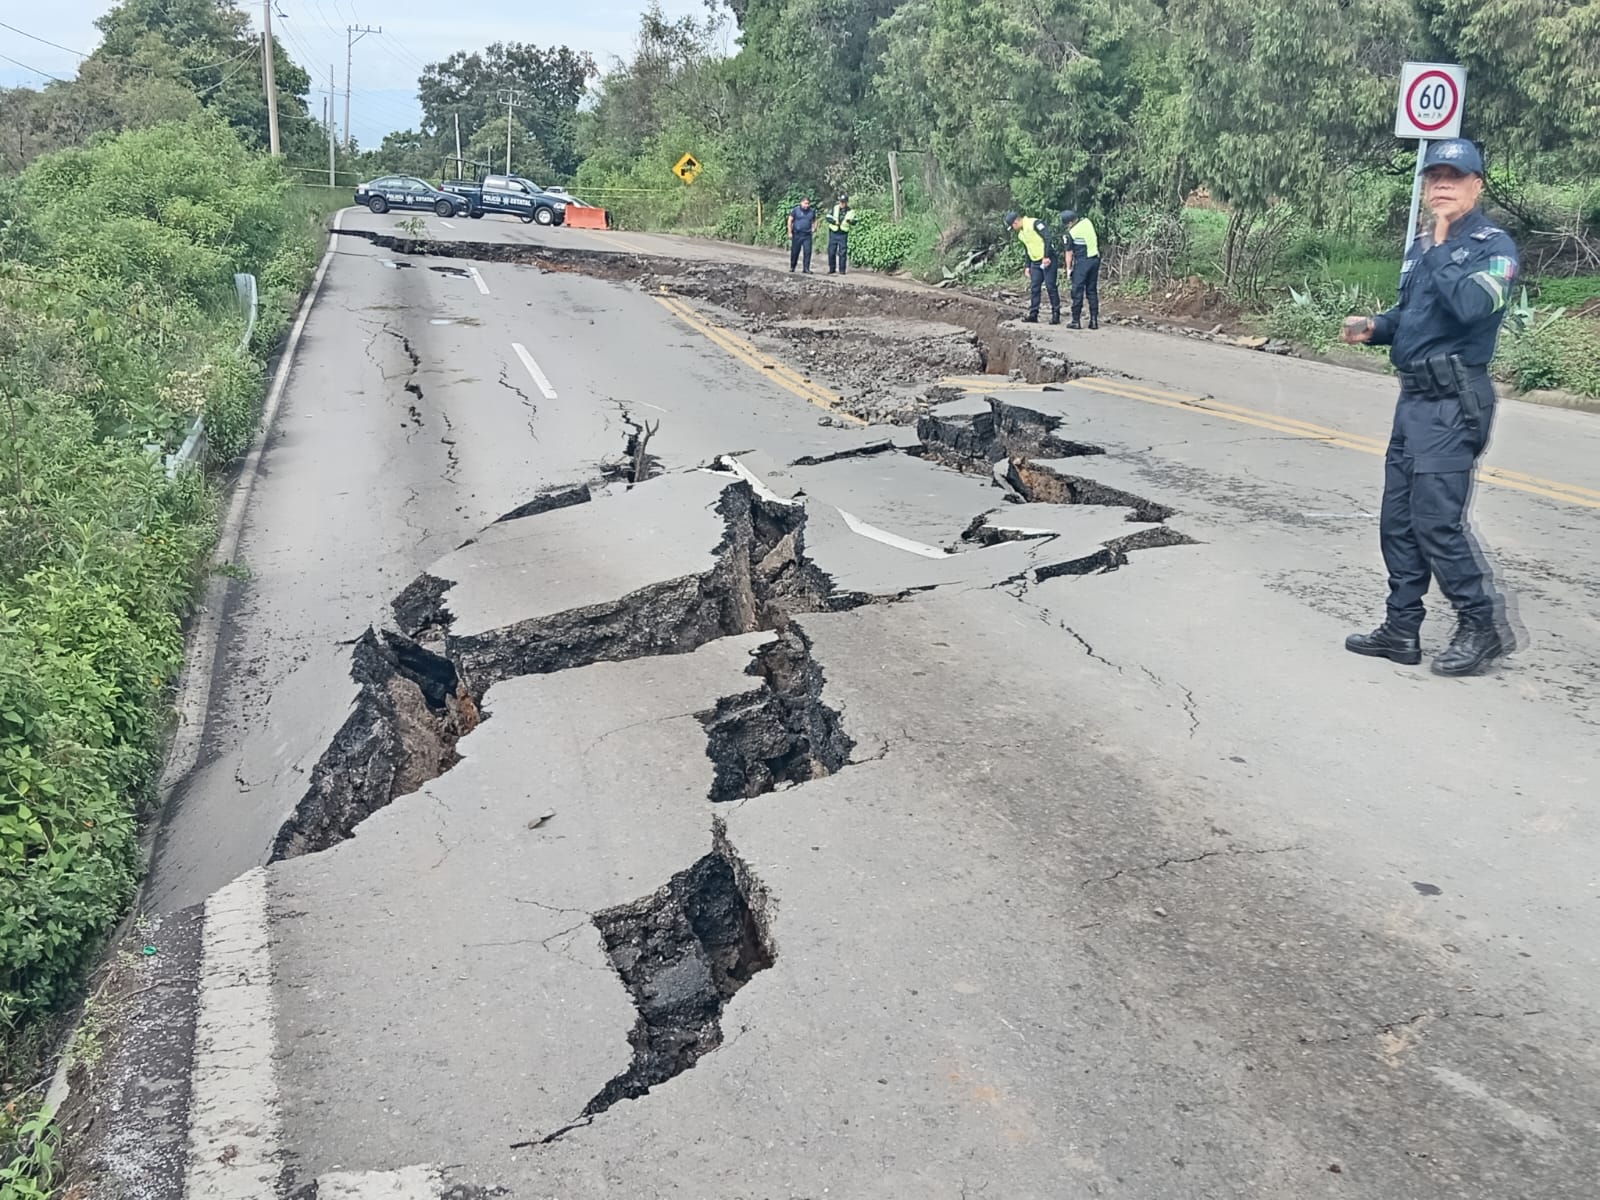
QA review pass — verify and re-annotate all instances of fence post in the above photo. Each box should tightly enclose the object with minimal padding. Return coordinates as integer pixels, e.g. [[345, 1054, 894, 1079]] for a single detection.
[[888, 151, 903, 222]]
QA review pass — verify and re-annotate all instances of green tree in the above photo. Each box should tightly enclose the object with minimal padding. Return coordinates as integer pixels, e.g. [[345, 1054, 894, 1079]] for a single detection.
[[874, 0, 1171, 214], [418, 43, 595, 177], [1412, 0, 1600, 172], [467, 117, 556, 182]]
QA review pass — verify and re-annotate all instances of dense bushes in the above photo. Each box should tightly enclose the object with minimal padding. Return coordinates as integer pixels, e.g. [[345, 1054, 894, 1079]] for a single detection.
[[0, 115, 327, 1042]]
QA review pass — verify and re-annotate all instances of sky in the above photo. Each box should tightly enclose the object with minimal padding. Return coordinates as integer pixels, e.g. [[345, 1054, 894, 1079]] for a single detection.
[[1, 1, 713, 149]]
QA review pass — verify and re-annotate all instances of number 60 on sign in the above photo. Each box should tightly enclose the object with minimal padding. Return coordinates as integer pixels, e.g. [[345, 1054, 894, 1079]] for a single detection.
[[1395, 61, 1466, 139]]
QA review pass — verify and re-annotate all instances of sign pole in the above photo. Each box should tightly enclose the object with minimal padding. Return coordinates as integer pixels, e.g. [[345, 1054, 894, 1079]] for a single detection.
[[1403, 137, 1427, 256]]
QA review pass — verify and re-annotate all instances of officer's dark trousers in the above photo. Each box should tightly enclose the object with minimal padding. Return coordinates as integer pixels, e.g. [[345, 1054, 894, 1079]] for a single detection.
[[1071, 255, 1100, 322], [1379, 390, 1497, 633], [828, 231, 849, 274], [1027, 261, 1060, 319], [790, 233, 812, 271]]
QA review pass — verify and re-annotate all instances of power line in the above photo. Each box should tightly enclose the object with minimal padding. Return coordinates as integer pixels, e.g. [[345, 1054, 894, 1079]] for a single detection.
[[0, 19, 86, 58], [192, 54, 258, 97], [0, 50, 67, 82], [0, 19, 268, 76]]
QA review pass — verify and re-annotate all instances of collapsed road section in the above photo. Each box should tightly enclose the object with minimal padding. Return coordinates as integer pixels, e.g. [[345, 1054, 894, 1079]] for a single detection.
[[273, 381, 1197, 860], [338, 228, 1079, 423]]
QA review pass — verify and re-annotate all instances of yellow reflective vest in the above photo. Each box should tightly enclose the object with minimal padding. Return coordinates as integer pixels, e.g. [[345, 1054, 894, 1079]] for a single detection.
[[1016, 218, 1052, 263], [826, 204, 855, 233], [1067, 217, 1099, 259]]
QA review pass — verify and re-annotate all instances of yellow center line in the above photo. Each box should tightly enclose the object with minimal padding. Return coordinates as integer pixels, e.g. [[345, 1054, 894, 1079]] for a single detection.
[[653, 294, 866, 424], [1066, 376, 1600, 510]]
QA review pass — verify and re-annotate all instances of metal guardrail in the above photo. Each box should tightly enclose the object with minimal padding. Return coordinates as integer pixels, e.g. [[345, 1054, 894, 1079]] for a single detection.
[[164, 273, 257, 480]]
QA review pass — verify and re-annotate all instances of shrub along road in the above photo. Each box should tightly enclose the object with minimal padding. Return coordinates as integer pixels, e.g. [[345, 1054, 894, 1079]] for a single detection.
[[79, 209, 1600, 1198]]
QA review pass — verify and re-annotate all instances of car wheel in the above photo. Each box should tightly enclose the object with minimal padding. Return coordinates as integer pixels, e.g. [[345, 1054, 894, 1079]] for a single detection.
[[470, 211, 484, 220], [534, 206, 555, 226], [519, 211, 536, 224], [435, 199, 455, 217], [368, 196, 388, 214]]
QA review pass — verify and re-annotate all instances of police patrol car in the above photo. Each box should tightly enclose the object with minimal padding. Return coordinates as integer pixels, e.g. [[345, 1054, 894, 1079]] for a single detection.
[[354, 176, 470, 218], [439, 174, 567, 225]]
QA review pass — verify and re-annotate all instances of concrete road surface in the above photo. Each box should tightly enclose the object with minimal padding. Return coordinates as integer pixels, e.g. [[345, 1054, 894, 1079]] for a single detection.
[[84, 208, 1600, 1199]]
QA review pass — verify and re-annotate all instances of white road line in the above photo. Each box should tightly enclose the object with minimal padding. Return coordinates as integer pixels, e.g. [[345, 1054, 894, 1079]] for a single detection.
[[837, 508, 950, 559], [438, 220, 457, 229], [185, 869, 282, 1198], [512, 342, 557, 399], [160, 208, 346, 795], [715, 455, 797, 506], [469, 266, 490, 295], [317, 1164, 448, 1197]]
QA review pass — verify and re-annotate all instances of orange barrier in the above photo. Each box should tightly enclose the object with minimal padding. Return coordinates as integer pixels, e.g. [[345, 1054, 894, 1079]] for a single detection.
[[563, 206, 609, 230]]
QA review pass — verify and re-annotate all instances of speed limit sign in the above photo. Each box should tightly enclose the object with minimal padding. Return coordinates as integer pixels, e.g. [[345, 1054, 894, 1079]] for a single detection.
[[1395, 62, 1466, 139]]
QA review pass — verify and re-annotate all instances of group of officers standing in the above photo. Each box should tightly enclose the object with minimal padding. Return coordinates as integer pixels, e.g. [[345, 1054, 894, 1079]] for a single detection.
[[787, 194, 856, 275], [1006, 208, 1102, 328]]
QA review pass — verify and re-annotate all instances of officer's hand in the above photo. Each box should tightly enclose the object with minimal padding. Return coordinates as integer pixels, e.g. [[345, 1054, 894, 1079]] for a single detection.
[[1042, 257, 1051, 268], [1341, 316, 1375, 345]]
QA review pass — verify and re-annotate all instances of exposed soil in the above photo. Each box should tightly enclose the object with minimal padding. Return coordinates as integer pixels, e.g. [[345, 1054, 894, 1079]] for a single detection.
[[339, 230, 1081, 425]]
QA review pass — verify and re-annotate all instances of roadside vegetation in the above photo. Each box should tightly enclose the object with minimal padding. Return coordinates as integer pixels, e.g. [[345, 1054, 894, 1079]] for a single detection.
[[567, 1, 1600, 398], [1, 92, 334, 1200]]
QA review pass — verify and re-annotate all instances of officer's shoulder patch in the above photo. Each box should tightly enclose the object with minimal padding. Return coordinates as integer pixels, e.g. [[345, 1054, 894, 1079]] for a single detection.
[[1469, 225, 1506, 242]]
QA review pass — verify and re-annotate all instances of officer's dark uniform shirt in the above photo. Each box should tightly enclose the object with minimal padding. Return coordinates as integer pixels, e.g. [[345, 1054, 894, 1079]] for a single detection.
[[1370, 207, 1518, 370], [1368, 207, 1518, 473], [790, 205, 817, 235]]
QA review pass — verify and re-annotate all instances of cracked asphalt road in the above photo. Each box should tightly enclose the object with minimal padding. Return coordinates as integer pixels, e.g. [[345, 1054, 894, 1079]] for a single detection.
[[98, 209, 1600, 1199]]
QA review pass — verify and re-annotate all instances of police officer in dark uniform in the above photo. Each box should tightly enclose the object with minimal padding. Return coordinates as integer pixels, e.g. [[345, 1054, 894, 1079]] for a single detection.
[[1006, 210, 1061, 324], [1341, 138, 1518, 677], [788, 197, 818, 273], [1059, 208, 1100, 329]]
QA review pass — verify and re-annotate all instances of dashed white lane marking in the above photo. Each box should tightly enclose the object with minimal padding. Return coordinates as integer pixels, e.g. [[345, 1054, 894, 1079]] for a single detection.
[[837, 508, 950, 558], [715, 455, 797, 506], [185, 869, 282, 1198], [512, 342, 558, 399], [438, 220, 457, 229], [317, 1164, 447, 1197], [1428, 1066, 1562, 1140], [468, 266, 490, 295]]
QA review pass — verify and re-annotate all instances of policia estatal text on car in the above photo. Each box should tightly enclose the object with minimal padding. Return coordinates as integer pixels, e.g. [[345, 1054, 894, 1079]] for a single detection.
[[1341, 138, 1517, 678]]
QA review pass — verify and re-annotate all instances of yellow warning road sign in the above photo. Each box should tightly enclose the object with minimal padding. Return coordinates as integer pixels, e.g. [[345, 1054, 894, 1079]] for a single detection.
[[673, 153, 702, 185]]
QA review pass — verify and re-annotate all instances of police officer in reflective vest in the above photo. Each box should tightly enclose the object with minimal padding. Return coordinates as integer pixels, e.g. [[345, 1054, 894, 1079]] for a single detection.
[[1341, 138, 1517, 677], [1006, 211, 1060, 324], [826, 194, 855, 275], [1060, 209, 1100, 329]]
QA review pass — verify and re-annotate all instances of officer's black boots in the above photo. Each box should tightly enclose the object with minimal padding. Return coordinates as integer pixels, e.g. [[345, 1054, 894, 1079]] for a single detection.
[[1432, 615, 1503, 677], [1088, 317, 1099, 330], [1344, 623, 1423, 666], [1022, 314, 1039, 323], [1067, 320, 1081, 329], [1049, 313, 1061, 325]]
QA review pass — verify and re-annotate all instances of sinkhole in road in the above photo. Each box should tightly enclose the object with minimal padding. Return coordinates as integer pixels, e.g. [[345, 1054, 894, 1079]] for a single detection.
[[579, 821, 774, 1122], [271, 480, 871, 859], [697, 626, 854, 803]]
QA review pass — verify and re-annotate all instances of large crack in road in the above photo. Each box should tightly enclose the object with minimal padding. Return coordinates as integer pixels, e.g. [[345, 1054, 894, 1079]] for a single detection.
[[337, 229, 1079, 423]]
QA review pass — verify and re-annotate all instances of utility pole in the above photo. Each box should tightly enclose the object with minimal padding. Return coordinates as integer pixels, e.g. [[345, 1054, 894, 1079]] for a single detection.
[[454, 112, 462, 162], [344, 24, 381, 150], [497, 88, 528, 175], [261, 0, 280, 155], [326, 70, 336, 188]]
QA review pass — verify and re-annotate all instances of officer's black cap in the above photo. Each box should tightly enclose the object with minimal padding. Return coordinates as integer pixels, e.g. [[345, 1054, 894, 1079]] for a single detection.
[[1003, 210, 1021, 228], [1059, 209, 1077, 224], [1422, 139, 1484, 177]]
